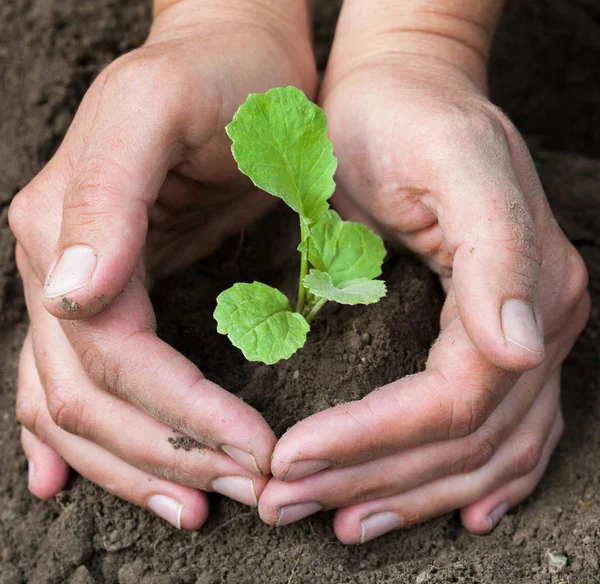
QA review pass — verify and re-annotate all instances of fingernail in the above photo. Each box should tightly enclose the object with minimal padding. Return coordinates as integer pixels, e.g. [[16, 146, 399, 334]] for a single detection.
[[221, 445, 261, 475], [43, 245, 97, 299], [277, 502, 322, 527], [284, 459, 330, 482], [147, 494, 183, 529], [360, 512, 402, 543], [212, 476, 258, 507], [501, 300, 544, 355], [488, 502, 510, 531], [28, 460, 35, 490]]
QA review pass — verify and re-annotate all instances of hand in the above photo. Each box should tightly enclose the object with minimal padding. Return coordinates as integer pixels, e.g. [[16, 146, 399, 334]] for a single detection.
[[257, 6, 590, 543], [9, 0, 316, 528]]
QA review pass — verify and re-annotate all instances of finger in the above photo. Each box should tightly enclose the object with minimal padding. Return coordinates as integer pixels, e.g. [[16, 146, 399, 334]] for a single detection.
[[18, 334, 71, 500], [332, 375, 562, 544], [271, 316, 515, 481], [503, 128, 590, 342], [460, 373, 564, 534], [271, 264, 588, 484], [259, 363, 550, 525], [427, 112, 548, 372], [21, 254, 276, 476], [30, 292, 265, 507], [16, 337, 208, 530], [21, 427, 70, 499], [38, 56, 191, 319], [263, 295, 587, 521]]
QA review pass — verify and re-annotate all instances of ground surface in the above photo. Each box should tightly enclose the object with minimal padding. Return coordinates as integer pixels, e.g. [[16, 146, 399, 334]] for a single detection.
[[1, 1, 599, 583]]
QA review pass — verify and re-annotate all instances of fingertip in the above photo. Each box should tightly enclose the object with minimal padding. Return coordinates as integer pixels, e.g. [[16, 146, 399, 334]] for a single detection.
[[221, 437, 277, 477], [333, 510, 362, 545], [22, 429, 70, 499], [41, 243, 145, 321], [42, 295, 101, 321], [179, 493, 210, 531], [500, 299, 545, 366], [453, 245, 545, 373], [454, 296, 545, 373], [250, 474, 271, 503], [459, 505, 497, 535], [256, 477, 308, 527], [270, 418, 335, 481], [42, 279, 146, 323], [146, 488, 209, 531], [257, 496, 278, 527]]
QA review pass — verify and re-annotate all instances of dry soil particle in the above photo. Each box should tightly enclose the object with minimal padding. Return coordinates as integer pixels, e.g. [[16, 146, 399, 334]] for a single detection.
[[168, 436, 203, 452]]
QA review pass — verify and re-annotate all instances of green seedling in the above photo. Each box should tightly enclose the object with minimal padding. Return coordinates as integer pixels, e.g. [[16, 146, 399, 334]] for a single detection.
[[214, 86, 386, 364]]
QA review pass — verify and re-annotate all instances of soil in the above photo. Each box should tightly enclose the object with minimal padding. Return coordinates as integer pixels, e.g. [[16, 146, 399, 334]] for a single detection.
[[1, 1, 599, 583]]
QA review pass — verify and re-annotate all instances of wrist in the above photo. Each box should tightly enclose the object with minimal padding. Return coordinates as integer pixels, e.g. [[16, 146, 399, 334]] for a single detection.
[[151, 0, 311, 41], [325, 0, 505, 94], [148, 0, 316, 95]]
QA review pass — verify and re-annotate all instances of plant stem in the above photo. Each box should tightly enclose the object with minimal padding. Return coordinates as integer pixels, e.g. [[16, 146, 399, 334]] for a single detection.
[[296, 219, 309, 313], [305, 297, 327, 324]]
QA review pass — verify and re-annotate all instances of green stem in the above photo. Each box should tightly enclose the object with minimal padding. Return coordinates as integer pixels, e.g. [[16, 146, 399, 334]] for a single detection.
[[305, 297, 327, 324], [296, 219, 309, 313]]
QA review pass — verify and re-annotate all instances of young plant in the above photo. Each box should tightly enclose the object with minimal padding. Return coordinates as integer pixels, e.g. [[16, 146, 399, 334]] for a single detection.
[[214, 86, 386, 364]]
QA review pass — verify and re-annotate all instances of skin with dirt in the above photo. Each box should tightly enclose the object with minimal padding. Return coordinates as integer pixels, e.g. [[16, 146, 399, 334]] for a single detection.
[[1, 1, 599, 583], [168, 436, 203, 452], [58, 298, 79, 314]]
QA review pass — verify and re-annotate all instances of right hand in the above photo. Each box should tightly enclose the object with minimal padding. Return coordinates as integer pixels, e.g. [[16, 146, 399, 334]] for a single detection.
[[9, 0, 316, 529]]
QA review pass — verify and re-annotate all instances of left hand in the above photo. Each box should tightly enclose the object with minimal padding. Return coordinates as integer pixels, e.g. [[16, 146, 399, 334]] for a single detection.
[[257, 13, 590, 543]]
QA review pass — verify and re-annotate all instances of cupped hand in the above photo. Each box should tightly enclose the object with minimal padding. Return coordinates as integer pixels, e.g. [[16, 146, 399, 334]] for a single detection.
[[258, 43, 590, 541], [9, 0, 316, 528]]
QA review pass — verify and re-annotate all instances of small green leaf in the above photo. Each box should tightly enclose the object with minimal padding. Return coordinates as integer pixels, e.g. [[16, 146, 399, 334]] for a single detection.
[[214, 282, 309, 364], [308, 210, 386, 284], [226, 86, 337, 224], [304, 270, 387, 305]]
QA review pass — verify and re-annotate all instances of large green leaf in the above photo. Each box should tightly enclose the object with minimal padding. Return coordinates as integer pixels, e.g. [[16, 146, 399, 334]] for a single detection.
[[214, 282, 309, 364], [308, 210, 386, 284], [304, 270, 387, 305], [226, 86, 337, 224]]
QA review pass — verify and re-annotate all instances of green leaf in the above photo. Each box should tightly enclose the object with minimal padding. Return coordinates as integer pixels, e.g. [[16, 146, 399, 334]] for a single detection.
[[304, 270, 387, 305], [308, 210, 386, 284], [214, 282, 309, 364], [226, 86, 337, 224]]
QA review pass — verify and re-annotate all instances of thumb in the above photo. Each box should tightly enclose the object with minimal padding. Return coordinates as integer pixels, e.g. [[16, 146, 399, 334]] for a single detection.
[[41, 63, 176, 319], [440, 124, 545, 371]]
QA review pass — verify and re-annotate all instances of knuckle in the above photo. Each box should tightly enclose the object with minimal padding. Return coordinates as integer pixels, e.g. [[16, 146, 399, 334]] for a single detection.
[[417, 100, 506, 163], [563, 245, 589, 309], [513, 437, 544, 477], [429, 371, 494, 440], [449, 389, 491, 439], [8, 190, 31, 243], [460, 434, 497, 473], [79, 340, 114, 390], [103, 50, 185, 107], [159, 446, 210, 486], [79, 330, 146, 397], [501, 228, 542, 266], [14, 243, 28, 275], [491, 230, 543, 294], [102, 54, 148, 88], [45, 383, 83, 435], [16, 393, 42, 434], [341, 398, 381, 453], [67, 162, 125, 217]]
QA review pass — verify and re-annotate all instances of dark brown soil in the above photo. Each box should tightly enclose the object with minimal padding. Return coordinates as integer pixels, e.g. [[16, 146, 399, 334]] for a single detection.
[[1, 1, 599, 583]]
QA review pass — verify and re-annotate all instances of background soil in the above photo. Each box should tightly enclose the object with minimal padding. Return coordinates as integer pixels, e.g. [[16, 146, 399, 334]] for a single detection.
[[1, 1, 600, 583]]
